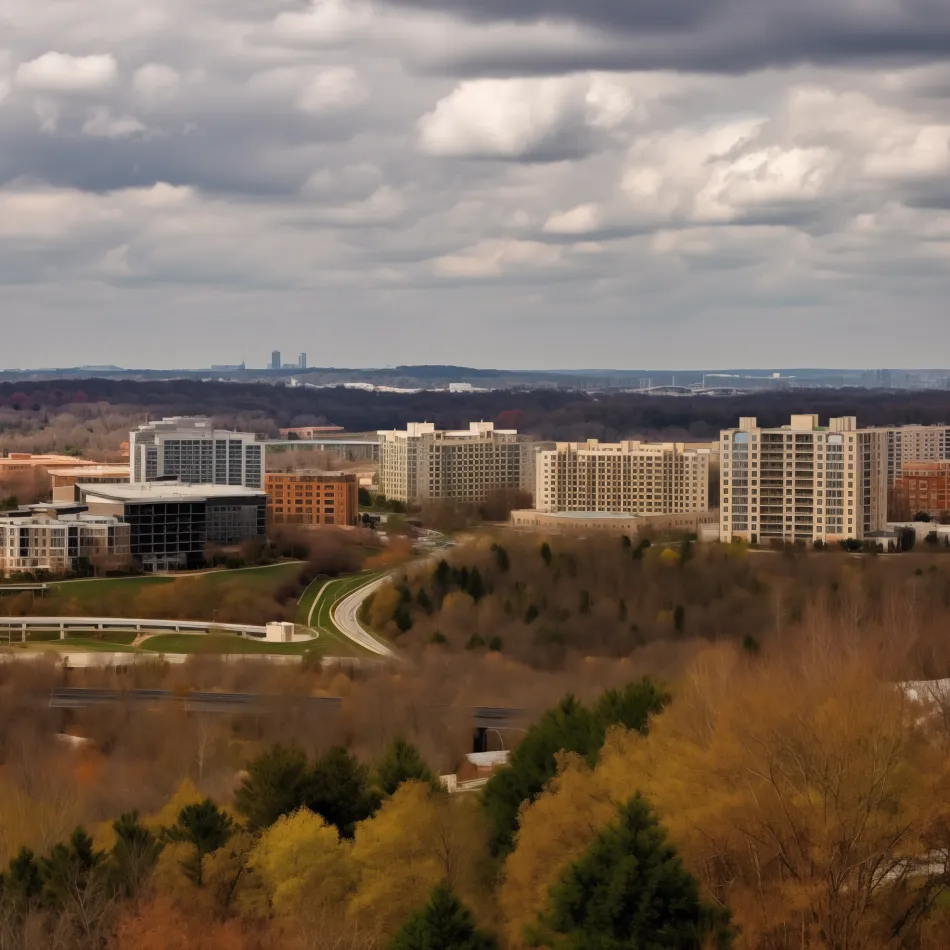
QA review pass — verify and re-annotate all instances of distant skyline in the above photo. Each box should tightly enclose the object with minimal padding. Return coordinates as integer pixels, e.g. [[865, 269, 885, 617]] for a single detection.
[[1, 361, 947, 376], [3, 0, 950, 367]]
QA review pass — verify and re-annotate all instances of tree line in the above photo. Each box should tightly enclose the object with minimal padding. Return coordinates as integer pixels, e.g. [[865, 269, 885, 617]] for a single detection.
[[5, 380, 950, 454], [367, 534, 950, 675]]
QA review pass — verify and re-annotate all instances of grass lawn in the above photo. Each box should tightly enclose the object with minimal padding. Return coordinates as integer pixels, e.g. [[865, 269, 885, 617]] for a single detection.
[[22, 639, 138, 653], [137, 633, 324, 655], [20, 629, 138, 645], [46, 562, 304, 611], [312, 572, 382, 635], [295, 576, 328, 625]]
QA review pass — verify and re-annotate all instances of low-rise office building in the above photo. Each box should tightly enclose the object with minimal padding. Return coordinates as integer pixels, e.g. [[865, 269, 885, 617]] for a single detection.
[[510, 509, 719, 537], [79, 482, 266, 572], [50, 464, 131, 502], [278, 426, 345, 439], [130, 416, 264, 489], [265, 472, 358, 527], [0, 504, 130, 576], [535, 439, 710, 515], [0, 454, 109, 479], [377, 421, 538, 506], [720, 415, 888, 544]]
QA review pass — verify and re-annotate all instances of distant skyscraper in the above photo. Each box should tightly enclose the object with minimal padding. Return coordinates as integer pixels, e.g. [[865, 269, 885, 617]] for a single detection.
[[298, 352, 307, 370], [271, 350, 281, 370]]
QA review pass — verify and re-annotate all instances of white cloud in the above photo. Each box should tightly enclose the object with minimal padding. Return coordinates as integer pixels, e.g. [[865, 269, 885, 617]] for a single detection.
[[418, 77, 595, 159], [544, 203, 604, 234], [297, 66, 367, 114], [82, 108, 147, 138], [864, 125, 950, 181], [434, 239, 562, 277], [15, 52, 117, 92], [132, 63, 180, 102], [272, 0, 373, 48]]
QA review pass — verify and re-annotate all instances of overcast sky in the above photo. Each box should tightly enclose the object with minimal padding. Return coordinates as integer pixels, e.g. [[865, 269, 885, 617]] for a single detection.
[[3, 0, 950, 370]]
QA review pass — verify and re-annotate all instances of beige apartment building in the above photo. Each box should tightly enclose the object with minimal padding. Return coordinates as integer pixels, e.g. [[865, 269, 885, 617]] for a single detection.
[[720, 415, 888, 545], [377, 422, 537, 506], [0, 504, 130, 576], [535, 440, 710, 515]]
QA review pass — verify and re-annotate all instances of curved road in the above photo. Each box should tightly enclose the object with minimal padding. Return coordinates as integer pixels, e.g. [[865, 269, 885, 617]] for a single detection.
[[331, 575, 396, 658]]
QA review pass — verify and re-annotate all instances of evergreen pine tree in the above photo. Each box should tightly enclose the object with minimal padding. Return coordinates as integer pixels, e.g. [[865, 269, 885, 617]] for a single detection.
[[307, 745, 379, 838], [390, 881, 497, 950], [376, 737, 438, 797], [40, 827, 105, 908], [165, 800, 234, 887], [536, 794, 733, 950], [110, 811, 163, 897], [1, 847, 41, 911], [235, 744, 312, 830]]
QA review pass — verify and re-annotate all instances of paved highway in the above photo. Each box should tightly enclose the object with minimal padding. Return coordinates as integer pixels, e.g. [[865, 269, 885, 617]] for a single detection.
[[331, 575, 396, 658], [49, 686, 342, 714], [47, 688, 527, 727]]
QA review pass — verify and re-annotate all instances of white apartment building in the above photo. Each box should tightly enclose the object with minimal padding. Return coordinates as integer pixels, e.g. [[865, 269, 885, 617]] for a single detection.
[[0, 505, 130, 576], [882, 425, 950, 487], [377, 422, 537, 505], [535, 440, 709, 515], [130, 417, 264, 489], [720, 415, 888, 545]]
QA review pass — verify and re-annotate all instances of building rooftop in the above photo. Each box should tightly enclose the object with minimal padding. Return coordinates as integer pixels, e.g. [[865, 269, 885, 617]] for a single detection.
[[519, 510, 648, 520], [0, 503, 124, 525], [0, 454, 101, 467], [78, 482, 266, 503], [47, 464, 131, 477], [266, 470, 355, 478]]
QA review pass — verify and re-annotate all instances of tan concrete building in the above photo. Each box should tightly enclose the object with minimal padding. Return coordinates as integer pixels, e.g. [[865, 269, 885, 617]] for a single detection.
[[50, 464, 131, 502], [377, 422, 537, 506], [265, 472, 359, 527], [535, 440, 710, 515], [720, 415, 888, 545], [278, 426, 344, 439], [0, 504, 130, 576], [510, 509, 719, 537], [0, 454, 105, 477]]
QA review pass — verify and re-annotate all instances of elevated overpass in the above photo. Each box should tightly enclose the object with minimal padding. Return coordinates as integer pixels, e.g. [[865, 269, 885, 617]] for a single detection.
[[0, 616, 299, 641]]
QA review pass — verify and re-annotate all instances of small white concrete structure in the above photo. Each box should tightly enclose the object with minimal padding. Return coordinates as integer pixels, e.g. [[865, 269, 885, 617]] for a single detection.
[[265, 621, 295, 643]]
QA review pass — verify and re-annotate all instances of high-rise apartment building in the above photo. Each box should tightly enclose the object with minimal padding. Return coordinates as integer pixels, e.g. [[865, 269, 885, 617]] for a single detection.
[[377, 422, 536, 506], [720, 415, 888, 544], [298, 352, 307, 370], [535, 440, 709, 515], [271, 350, 281, 370], [129, 417, 264, 489]]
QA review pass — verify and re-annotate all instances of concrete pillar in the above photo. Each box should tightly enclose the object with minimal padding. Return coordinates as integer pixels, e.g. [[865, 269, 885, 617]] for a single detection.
[[60, 623, 65, 640]]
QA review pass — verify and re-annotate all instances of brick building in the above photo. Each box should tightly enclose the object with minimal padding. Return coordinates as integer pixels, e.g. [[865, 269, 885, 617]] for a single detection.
[[894, 461, 950, 518], [265, 472, 359, 527]]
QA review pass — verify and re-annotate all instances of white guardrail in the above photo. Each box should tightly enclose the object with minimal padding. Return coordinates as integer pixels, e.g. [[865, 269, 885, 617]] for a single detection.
[[0, 617, 270, 640]]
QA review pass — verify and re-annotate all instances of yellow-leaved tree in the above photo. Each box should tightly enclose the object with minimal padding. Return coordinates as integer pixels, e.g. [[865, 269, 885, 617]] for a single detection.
[[349, 781, 489, 939], [249, 809, 356, 918], [503, 642, 950, 950]]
